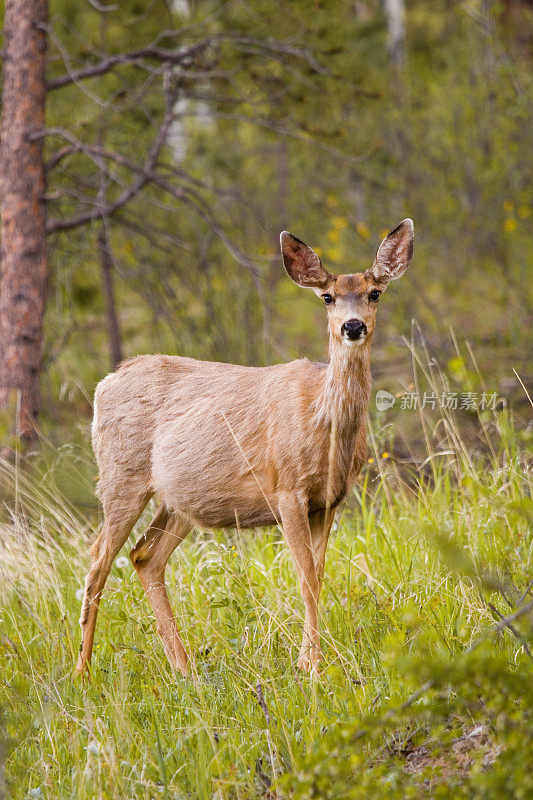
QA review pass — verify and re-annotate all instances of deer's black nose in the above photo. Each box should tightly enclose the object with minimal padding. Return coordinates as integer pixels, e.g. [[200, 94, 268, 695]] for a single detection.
[[341, 319, 367, 340]]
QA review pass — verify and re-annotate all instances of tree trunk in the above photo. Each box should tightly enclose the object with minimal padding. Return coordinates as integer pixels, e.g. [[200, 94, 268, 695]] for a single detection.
[[383, 0, 406, 70], [0, 0, 48, 446], [97, 226, 123, 370]]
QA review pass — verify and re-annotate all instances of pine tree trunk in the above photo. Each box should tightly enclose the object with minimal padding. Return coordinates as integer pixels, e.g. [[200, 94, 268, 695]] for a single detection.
[[0, 0, 48, 446]]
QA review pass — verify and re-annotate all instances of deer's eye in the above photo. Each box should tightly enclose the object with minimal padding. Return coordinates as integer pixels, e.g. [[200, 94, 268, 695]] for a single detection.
[[322, 294, 334, 305], [369, 290, 381, 302]]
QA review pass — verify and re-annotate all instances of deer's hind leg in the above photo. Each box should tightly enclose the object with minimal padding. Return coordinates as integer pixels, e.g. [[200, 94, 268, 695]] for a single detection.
[[77, 486, 150, 676], [130, 507, 192, 674], [309, 508, 335, 593]]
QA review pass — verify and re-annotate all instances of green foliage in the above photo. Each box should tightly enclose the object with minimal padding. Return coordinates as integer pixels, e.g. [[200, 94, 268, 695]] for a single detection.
[[282, 646, 533, 799]]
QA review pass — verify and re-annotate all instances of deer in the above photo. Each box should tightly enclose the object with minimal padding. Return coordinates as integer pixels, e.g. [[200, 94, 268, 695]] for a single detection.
[[77, 218, 414, 677]]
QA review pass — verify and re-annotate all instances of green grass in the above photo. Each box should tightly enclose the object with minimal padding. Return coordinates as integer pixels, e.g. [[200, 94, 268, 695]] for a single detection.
[[1, 356, 532, 799]]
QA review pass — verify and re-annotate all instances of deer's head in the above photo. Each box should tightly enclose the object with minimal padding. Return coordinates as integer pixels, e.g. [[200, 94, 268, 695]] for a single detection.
[[281, 219, 414, 350]]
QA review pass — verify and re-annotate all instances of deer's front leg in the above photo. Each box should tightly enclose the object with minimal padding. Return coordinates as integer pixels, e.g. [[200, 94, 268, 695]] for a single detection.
[[278, 493, 321, 673]]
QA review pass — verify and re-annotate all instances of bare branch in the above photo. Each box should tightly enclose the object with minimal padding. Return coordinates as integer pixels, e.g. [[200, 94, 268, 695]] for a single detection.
[[46, 30, 327, 91], [46, 77, 178, 232], [46, 36, 218, 90]]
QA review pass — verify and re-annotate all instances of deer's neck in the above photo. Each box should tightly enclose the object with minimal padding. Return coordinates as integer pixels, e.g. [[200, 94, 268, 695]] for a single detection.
[[315, 339, 371, 433]]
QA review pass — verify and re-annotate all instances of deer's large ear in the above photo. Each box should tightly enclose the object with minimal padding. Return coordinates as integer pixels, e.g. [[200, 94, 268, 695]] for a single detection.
[[280, 232, 334, 289], [366, 219, 414, 283]]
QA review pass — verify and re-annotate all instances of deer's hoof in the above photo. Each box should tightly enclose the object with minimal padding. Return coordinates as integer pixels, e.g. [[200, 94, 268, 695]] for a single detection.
[[297, 648, 322, 674], [167, 651, 190, 677], [74, 657, 92, 683]]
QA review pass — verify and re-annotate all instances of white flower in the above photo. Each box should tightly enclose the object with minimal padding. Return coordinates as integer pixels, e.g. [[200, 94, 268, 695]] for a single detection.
[[76, 588, 84, 602], [116, 556, 130, 569], [28, 789, 43, 799]]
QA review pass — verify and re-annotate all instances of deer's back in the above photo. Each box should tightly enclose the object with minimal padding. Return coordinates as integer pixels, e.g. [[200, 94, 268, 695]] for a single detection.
[[92, 354, 331, 525]]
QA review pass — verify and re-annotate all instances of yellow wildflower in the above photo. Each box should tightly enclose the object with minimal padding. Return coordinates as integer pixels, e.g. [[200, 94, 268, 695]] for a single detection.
[[326, 247, 341, 262], [504, 218, 517, 233], [333, 216, 348, 230], [356, 221, 370, 240]]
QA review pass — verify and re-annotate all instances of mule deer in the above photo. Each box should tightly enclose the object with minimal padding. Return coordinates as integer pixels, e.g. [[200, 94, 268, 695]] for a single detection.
[[77, 219, 414, 676]]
